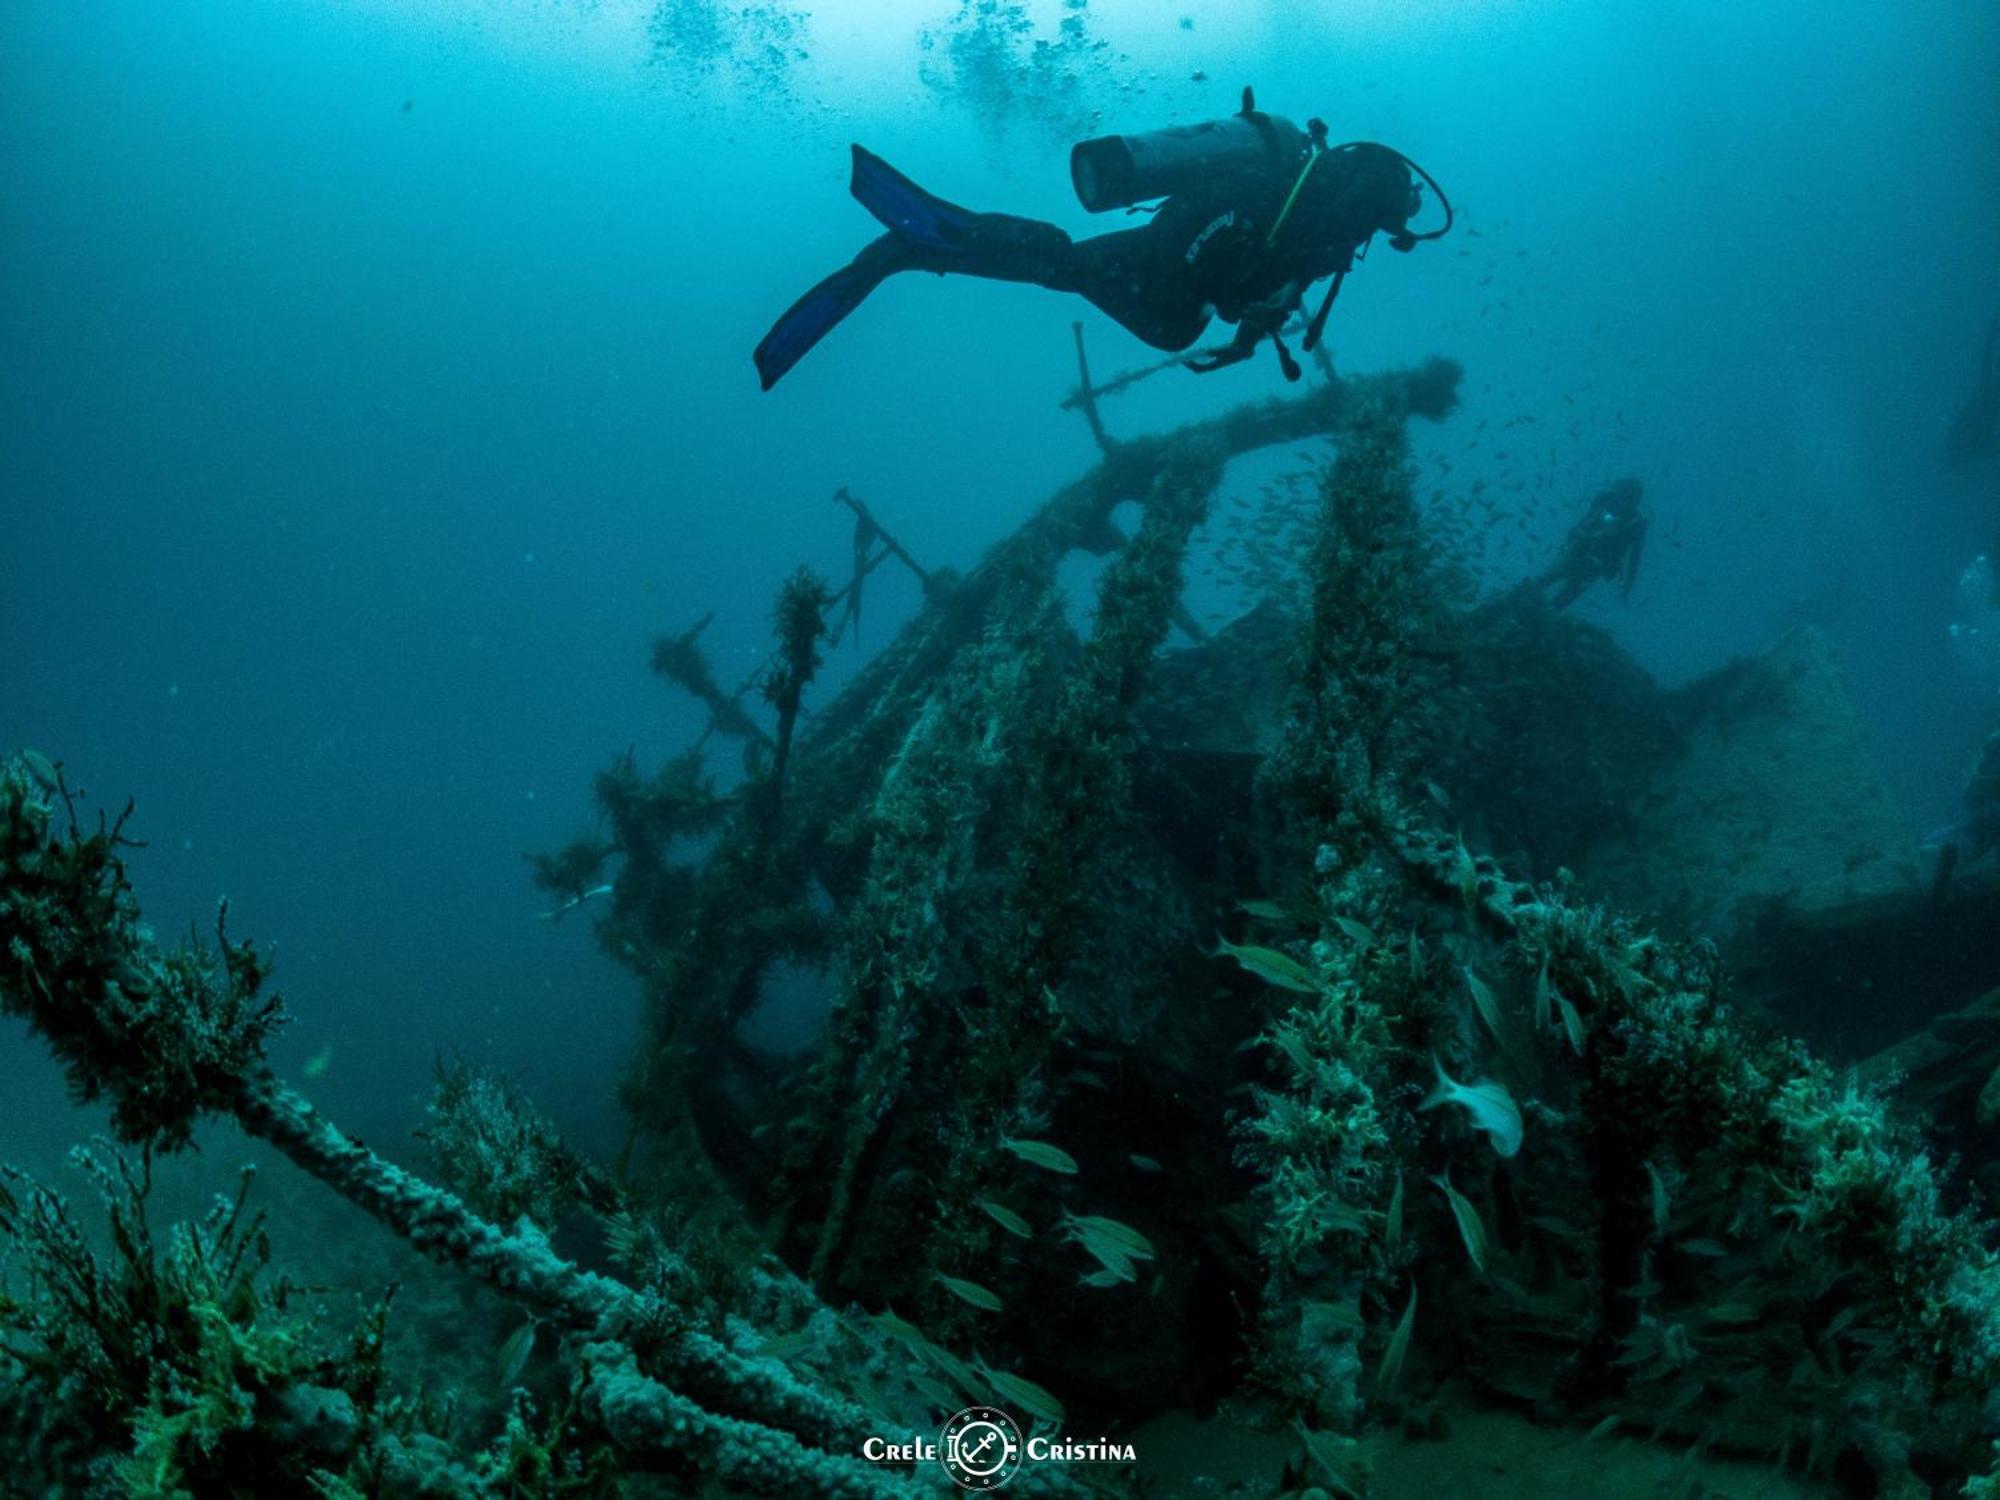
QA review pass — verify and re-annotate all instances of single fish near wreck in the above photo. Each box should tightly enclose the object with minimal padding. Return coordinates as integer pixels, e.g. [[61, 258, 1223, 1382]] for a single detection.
[[1557, 993, 1587, 1055], [1069, 1228, 1141, 1285], [1000, 1137, 1078, 1175], [1214, 938, 1321, 994], [496, 1317, 539, 1387], [870, 1307, 923, 1346], [1463, 965, 1504, 1038], [1295, 1419, 1372, 1498], [935, 1273, 1003, 1313], [1418, 1055, 1523, 1158], [1333, 916, 1377, 949], [1453, 833, 1481, 911], [1062, 1212, 1155, 1262], [1644, 1160, 1671, 1234], [1377, 1280, 1417, 1391], [1433, 1170, 1490, 1275], [975, 1198, 1032, 1239], [977, 1360, 1065, 1426], [918, 1338, 987, 1402]]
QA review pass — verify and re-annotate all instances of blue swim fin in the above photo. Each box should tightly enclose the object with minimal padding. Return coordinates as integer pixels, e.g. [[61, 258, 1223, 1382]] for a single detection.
[[848, 145, 982, 253], [752, 148, 994, 388], [753, 237, 907, 390]]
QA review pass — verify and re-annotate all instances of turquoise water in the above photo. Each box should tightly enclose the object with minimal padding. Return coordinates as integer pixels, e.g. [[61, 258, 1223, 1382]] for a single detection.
[[3, 3, 1999, 1494]]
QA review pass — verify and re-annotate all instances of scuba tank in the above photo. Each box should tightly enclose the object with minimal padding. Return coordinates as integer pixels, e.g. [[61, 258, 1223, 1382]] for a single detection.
[[1070, 86, 1307, 213]]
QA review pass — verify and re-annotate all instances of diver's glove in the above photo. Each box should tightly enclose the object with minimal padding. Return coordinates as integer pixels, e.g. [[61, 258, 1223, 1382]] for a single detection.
[[1185, 292, 1304, 381], [1183, 322, 1262, 376]]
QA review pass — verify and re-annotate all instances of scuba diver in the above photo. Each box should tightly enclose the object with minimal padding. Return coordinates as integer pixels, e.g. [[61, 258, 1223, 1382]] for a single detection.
[[1533, 478, 1649, 610], [1929, 730, 2000, 898], [1948, 554, 2000, 693], [754, 87, 1450, 391], [1947, 314, 1999, 466]]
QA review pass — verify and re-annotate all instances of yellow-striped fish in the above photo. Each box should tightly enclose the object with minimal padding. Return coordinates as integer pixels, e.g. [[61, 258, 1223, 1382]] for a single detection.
[[1214, 938, 1320, 994], [1377, 1281, 1417, 1391], [1000, 1137, 1079, 1175], [1062, 1213, 1154, 1261], [976, 1199, 1032, 1239], [1463, 966, 1503, 1038], [1558, 994, 1587, 1055], [935, 1274, 1002, 1313], [1433, 1170, 1489, 1275], [977, 1362, 1065, 1426]]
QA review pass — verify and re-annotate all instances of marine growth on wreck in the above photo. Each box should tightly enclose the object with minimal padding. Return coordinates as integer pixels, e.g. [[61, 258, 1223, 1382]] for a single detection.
[[4, 5, 1999, 1499]]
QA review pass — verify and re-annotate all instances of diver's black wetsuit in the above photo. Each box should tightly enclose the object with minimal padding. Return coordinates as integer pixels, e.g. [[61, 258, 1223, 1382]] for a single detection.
[[1535, 479, 1649, 611], [1932, 731, 2000, 897], [1944, 316, 2000, 608], [754, 135, 1423, 390]]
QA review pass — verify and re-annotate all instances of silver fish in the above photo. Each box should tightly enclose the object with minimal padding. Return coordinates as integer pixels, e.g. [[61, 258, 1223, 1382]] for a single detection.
[[1419, 1055, 1523, 1158], [1433, 1170, 1490, 1275]]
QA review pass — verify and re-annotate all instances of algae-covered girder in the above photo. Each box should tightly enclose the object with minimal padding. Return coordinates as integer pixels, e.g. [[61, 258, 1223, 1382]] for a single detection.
[[761, 564, 834, 815], [1066, 320, 1113, 453], [611, 354, 1462, 1179], [16, 324, 2000, 1493], [652, 609, 771, 749], [793, 355, 1460, 787], [564, 354, 1462, 1428], [0, 752, 961, 1498], [1384, 816, 2000, 1490], [764, 355, 1463, 924], [1192, 395, 2000, 1495], [835, 485, 932, 591]]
